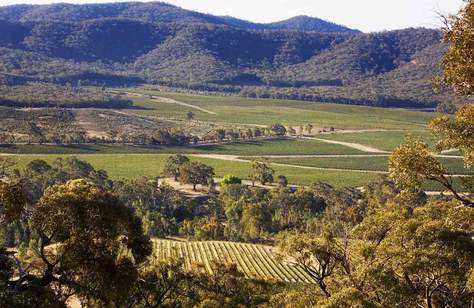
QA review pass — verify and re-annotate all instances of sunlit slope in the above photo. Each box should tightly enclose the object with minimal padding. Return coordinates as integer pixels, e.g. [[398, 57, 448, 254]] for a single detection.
[[151, 239, 316, 283]]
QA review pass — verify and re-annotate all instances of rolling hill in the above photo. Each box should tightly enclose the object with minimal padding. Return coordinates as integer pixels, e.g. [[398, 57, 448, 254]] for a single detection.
[[0, 2, 451, 107], [0, 2, 358, 33], [218, 15, 358, 33]]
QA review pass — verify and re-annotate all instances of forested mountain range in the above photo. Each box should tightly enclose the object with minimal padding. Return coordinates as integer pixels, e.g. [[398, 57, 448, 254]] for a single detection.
[[0, 2, 452, 107], [0, 2, 358, 33]]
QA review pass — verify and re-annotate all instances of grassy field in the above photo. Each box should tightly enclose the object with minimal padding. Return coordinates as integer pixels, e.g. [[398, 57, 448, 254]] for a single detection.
[[317, 131, 437, 151], [258, 156, 472, 175], [151, 239, 315, 283], [189, 139, 364, 155], [12, 154, 380, 187], [121, 89, 441, 131], [11, 153, 467, 189], [0, 139, 364, 155], [1, 90, 455, 188]]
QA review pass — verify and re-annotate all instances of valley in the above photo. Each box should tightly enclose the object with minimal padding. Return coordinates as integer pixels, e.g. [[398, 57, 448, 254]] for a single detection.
[[1, 89, 470, 188], [0, 1, 472, 307]]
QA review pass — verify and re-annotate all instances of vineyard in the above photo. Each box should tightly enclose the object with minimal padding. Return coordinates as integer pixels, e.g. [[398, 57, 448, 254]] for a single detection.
[[151, 239, 316, 284]]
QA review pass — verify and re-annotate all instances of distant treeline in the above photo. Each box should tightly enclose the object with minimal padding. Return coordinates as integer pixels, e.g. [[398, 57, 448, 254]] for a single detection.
[[0, 98, 133, 109], [0, 83, 133, 108]]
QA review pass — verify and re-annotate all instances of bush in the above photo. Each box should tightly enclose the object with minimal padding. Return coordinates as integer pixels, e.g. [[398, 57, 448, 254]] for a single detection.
[[221, 175, 242, 186]]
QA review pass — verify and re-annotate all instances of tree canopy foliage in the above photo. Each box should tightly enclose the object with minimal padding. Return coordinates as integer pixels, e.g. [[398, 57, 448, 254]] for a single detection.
[[276, 5, 474, 303], [278, 193, 474, 307], [440, 0, 474, 95], [31, 180, 151, 305], [389, 104, 474, 207], [179, 161, 215, 191], [0, 2, 356, 33]]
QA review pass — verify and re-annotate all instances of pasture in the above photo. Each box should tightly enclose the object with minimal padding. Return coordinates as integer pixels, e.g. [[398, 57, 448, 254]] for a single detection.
[[2, 90, 456, 188], [0, 138, 364, 155], [317, 130, 437, 151], [121, 89, 441, 130], [11, 154, 380, 187], [259, 156, 472, 174]]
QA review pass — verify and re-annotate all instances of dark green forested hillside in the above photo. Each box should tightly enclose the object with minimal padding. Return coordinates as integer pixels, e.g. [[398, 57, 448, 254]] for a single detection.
[[279, 29, 442, 80], [0, 2, 453, 107], [218, 15, 359, 33], [0, 2, 357, 33]]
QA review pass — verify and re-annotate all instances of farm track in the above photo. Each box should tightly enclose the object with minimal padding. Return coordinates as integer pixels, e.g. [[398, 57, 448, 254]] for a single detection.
[[300, 136, 389, 153], [120, 91, 217, 115], [191, 154, 390, 174], [151, 239, 316, 283], [151, 95, 217, 115], [190, 154, 465, 175]]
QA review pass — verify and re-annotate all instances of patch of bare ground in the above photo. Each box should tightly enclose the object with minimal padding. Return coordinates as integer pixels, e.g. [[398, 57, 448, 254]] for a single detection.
[[441, 148, 459, 154], [158, 177, 294, 197], [119, 91, 217, 115], [73, 109, 181, 138], [74, 109, 108, 139]]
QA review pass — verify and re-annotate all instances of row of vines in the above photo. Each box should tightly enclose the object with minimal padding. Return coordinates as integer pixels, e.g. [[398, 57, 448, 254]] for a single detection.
[[151, 239, 316, 283]]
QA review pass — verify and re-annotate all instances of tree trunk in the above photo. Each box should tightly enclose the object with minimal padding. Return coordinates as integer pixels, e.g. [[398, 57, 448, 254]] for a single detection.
[[40, 267, 55, 287], [425, 287, 433, 308], [319, 280, 331, 298]]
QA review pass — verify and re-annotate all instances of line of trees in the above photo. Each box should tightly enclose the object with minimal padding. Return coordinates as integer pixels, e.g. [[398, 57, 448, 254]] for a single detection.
[[198, 123, 321, 144], [0, 125, 193, 147], [0, 121, 322, 146]]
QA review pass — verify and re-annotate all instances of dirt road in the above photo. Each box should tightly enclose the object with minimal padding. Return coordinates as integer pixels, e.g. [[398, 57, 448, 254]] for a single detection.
[[120, 91, 217, 115], [300, 136, 389, 153], [191, 154, 388, 174]]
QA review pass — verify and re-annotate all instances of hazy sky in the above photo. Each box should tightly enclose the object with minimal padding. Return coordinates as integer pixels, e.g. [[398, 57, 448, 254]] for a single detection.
[[0, 0, 466, 32]]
